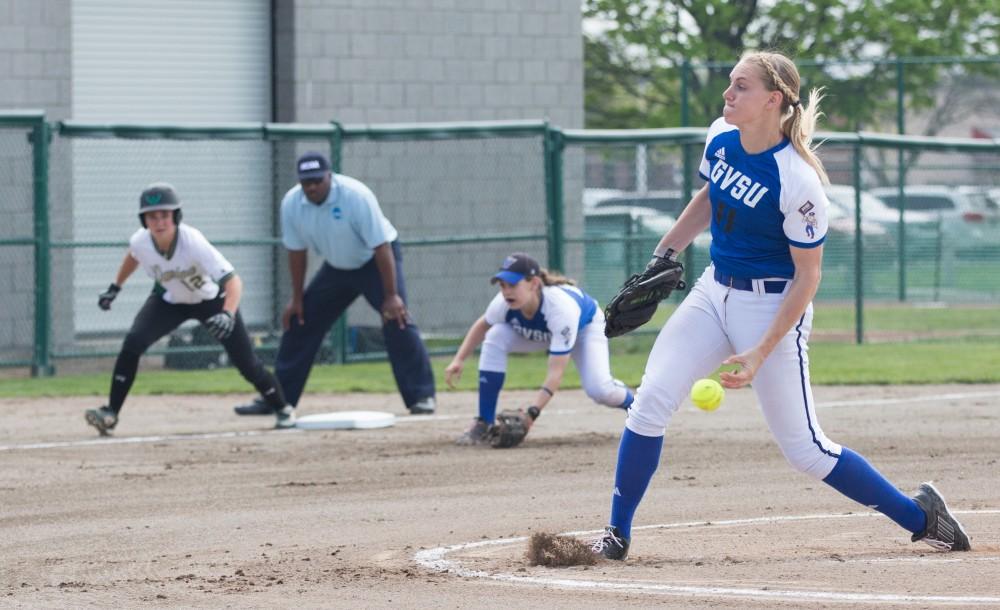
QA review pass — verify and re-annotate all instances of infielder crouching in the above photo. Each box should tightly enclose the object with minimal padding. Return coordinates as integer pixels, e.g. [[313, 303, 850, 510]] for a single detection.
[[445, 253, 634, 447], [85, 183, 293, 435]]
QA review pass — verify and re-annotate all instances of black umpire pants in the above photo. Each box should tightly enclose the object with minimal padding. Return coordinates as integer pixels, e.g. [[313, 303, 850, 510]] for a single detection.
[[274, 241, 436, 408], [108, 294, 284, 414]]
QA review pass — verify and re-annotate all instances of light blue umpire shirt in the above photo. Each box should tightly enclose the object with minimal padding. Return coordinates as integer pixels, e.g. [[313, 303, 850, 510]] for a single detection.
[[280, 174, 399, 270]]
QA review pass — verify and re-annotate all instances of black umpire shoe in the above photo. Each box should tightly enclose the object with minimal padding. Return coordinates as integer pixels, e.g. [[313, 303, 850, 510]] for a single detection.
[[591, 525, 630, 560], [408, 396, 436, 415], [274, 405, 297, 429], [233, 397, 272, 416], [910, 482, 971, 552]]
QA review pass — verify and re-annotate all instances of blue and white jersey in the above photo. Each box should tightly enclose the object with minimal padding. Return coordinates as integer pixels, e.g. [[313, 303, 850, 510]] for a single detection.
[[280, 174, 399, 270], [698, 117, 829, 279], [483, 285, 598, 355]]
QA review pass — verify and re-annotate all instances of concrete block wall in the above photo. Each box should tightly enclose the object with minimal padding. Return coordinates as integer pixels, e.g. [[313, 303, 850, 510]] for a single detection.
[[0, 0, 71, 119], [0, 0, 71, 362], [283, 0, 583, 127], [0, 0, 585, 360], [277, 0, 584, 334]]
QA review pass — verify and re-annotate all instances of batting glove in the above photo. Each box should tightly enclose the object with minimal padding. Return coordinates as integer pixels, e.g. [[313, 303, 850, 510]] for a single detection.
[[98, 283, 121, 311], [204, 311, 236, 341]]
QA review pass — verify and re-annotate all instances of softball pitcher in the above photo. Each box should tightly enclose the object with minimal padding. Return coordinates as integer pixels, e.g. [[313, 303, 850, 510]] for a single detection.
[[84, 183, 293, 435], [591, 51, 970, 560], [445, 253, 633, 446]]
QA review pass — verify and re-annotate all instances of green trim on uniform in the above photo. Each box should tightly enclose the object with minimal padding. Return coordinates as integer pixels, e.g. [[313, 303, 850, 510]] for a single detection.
[[149, 230, 180, 259], [215, 271, 235, 301]]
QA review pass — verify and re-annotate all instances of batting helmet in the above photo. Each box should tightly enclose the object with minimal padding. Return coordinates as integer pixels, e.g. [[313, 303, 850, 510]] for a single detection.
[[138, 182, 183, 228]]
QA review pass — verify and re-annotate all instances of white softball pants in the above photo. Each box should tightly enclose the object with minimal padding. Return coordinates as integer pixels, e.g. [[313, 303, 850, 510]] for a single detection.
[[626, 265, 841, 480], [478, 310, 629, 408]]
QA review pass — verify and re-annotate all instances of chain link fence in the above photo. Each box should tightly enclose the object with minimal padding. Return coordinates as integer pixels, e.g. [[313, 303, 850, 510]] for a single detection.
[[336, 124, 552, 355], [3, 119, 554, 372], [571, 131, 1000, 343], [1, 110, 999, 374], [0, 120, 38, 368]]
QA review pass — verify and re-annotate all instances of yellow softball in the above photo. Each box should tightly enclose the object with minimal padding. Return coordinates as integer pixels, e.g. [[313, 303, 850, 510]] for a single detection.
[[690, 378, 724, 411]]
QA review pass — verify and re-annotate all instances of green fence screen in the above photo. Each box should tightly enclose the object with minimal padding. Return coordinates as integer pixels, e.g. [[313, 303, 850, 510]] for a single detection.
[[1, 112, 998, 375]]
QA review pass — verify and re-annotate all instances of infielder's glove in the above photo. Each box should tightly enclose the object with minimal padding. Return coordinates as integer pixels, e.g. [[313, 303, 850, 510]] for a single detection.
[[488, 409, 530, 449], [97, 283, 121, 311], [604, 255, 686, 338], [204, 311, 236, 341]]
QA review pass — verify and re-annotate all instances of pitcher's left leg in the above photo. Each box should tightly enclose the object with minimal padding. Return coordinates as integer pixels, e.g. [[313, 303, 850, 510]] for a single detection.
[[742, 306, 928, 537]]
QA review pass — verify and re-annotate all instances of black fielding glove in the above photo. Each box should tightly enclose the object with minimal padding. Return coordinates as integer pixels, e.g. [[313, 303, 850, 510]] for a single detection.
[[603, 255, 686, 338], [98, 283, 122, 311]]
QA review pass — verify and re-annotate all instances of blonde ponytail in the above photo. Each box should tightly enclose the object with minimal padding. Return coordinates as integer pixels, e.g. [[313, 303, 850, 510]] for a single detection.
[[742, 51, 829, 185], [539, 268, 576, 286], [784, 87, 829, 185]]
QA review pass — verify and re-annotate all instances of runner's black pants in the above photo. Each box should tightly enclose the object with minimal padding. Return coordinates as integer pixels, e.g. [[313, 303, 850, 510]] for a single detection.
[[108, 294, 285, 414]]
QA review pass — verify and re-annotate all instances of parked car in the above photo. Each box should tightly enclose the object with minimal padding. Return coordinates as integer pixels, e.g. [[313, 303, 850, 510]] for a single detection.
[[589, 189, 689, 217], [583, 188, 707, 244], [820, 190, 899, 264], [582, 187, 631, 210], [987, 187, 1000, 211], [824, 185, 897, 238], [583, 205, 674, 303], [826, 184, 936, 227], [586, 186, 886, 250], [955, 186, 1000, 224], [824, 184, 943, 255], [869, 184, 1000, 257], [870, 185, 997, 224], [585, 204, 673, 232], [583, 205, 711, 303], [583, 203, 710, 248]]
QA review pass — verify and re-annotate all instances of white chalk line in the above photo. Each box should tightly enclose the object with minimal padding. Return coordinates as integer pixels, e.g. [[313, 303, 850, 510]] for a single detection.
[[0, 428, 303, 451], [394, 413, 466, 424], [414, 511, 1000, 605], [818, 389, 1000, 409], [1, 389, 997, 452]]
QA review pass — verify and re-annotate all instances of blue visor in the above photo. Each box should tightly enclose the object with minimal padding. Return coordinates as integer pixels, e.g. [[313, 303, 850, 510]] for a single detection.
[[492, 270, 525, 284]]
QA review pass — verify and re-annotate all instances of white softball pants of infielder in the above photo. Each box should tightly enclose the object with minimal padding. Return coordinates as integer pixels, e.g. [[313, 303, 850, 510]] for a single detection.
[[626, 265, 842, 480], [478, 310, 629, 408]]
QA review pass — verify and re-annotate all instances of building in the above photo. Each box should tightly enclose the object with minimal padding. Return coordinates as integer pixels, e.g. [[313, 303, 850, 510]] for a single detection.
[[0, 0, 584, 364]]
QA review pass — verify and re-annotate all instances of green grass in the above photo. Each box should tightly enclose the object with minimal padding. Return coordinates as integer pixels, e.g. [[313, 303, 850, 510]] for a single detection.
[[814, 303, 1000, 333], [2, 337, 998, 398], [648, 302, 1000, 334], [2, 304, 996, 398]]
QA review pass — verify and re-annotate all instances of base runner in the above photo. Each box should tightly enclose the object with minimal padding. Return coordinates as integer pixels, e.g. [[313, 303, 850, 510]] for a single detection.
[[84, 183, 293, 435]]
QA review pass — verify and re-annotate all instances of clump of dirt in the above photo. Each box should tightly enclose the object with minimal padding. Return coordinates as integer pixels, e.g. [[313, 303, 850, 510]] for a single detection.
[[525, 532, 597, 567]]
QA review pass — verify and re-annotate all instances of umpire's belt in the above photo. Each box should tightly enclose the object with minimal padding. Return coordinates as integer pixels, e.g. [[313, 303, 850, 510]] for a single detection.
[[714, 268, 788, 294]]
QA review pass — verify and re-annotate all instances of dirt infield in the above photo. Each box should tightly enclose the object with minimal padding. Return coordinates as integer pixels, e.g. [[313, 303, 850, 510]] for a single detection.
[[2, 385, 998, 608]]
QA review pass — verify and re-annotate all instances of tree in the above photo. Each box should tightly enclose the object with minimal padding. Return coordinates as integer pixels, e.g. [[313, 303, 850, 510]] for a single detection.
[[584, 0, 1000, 135]]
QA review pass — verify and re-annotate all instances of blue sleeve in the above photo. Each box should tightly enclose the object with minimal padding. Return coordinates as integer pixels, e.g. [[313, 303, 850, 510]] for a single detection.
[[280, 191, 307, 251], [351, 190, 390, 250]]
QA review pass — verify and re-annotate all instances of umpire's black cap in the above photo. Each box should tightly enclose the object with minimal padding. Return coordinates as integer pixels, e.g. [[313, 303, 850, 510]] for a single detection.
[[297, 152, 331, 180], [491, 253, 540, 284]]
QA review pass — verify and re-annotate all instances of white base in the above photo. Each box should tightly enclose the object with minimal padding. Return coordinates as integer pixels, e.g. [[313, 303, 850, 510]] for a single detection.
[[295, 410, 396, 430]]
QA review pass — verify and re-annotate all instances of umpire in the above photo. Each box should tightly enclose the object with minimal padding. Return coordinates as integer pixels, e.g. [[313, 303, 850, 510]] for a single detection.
[[235, 152, 436, 416]]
